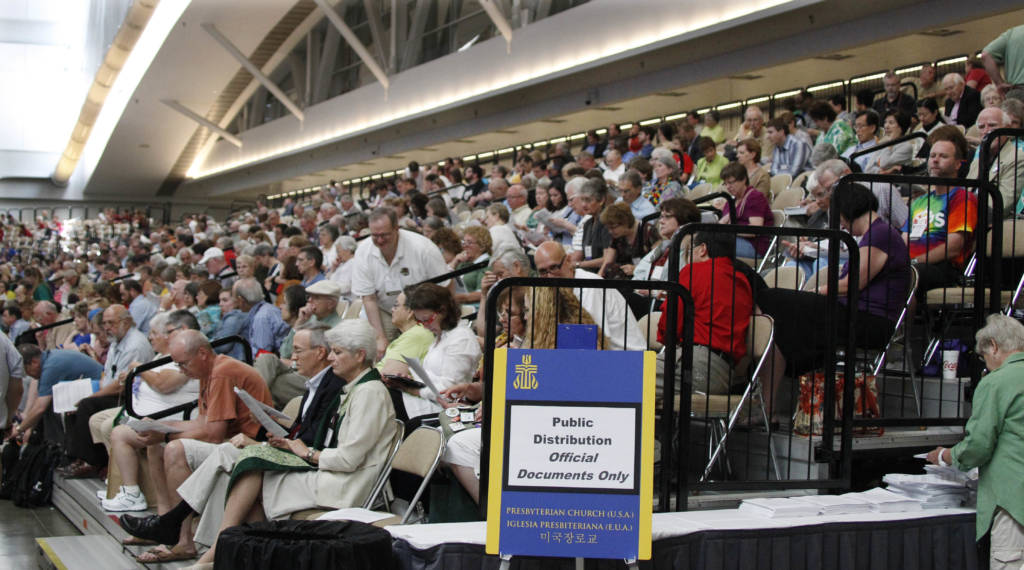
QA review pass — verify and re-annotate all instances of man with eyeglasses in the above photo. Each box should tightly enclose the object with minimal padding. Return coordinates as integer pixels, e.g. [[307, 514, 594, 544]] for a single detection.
[[257, 280, 343, 407], [616, 169, 657, 220], [117, 324, 345, 558], [533, 241, 646, 351], [841, 110, 880, 172], [55, 305, 154, 477], [104, 330, 271, 514], [351, 207, 450, 358]]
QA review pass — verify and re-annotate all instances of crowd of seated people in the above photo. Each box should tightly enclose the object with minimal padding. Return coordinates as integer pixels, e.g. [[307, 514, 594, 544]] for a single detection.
[[0, 60, 1018, 564]]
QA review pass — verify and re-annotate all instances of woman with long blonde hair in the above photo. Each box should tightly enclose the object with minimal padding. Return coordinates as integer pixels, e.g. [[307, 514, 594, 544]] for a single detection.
[[521, 286, 610, 350]]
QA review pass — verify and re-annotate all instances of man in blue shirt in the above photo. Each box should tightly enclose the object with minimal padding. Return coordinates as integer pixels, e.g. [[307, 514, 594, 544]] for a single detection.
[[232, 278, 289, 355], [2, 305, 30, 343], [616, 169, 657, 221], [767, 117, 812, 177], [11, 345, 103, 441], [296, 246, 325, 287], [121, 279, 157, 334]]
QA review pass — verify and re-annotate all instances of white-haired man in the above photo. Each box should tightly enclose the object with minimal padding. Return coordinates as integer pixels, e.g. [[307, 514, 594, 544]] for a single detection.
[[967, 107, 1023, 216]]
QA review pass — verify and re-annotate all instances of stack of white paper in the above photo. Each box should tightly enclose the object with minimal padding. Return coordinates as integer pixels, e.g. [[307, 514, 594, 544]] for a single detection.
[[883, 473, 969, 510], [52, 379, 96, 414], [738, 497, 822, 518], [840, 487, 923, 513], [794, 494, 874, 516]]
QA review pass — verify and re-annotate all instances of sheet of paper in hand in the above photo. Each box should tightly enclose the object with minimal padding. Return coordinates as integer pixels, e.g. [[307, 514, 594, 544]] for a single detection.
[[124, 419, 184, 434], [234, 387, 288, 437]]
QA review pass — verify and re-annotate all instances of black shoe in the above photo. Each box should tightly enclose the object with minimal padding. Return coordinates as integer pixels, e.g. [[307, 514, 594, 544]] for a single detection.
[[119, 513, 181, 545]]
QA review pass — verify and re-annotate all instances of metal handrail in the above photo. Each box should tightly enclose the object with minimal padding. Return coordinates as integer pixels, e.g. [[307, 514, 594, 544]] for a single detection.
[[16, 318, 74, 346], [849, 131, 928, 161], [691, 191, 736, 217], [479, 276, 694, 513], [121, 336, 253, 421], [669, 222, 861, 489], [417, 259, 490, 286]]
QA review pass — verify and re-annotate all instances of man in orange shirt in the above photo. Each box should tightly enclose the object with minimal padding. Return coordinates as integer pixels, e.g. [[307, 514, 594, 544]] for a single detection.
[[104, 330, 272, 514]]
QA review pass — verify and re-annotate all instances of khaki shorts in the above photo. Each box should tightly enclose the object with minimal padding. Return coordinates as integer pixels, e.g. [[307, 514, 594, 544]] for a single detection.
[[180, 439, 219, 471], [991, 507, 1024, 570]]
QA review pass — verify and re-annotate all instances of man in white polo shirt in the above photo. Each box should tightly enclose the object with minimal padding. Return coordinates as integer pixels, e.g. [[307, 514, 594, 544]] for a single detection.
[[351, 207, 450, 357]]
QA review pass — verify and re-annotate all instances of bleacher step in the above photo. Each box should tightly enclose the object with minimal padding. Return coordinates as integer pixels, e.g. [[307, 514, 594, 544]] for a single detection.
[[52, 474, 198, 569], [37, 535, 137, 570]]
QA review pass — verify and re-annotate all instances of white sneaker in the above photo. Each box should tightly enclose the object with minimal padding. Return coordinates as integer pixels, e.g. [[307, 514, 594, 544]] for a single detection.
[[96, 488, 108, 500], [100, 486, 147, 512]]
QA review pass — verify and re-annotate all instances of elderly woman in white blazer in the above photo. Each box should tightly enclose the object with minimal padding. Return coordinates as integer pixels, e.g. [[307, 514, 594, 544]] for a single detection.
[[194, 319, 397, 566]]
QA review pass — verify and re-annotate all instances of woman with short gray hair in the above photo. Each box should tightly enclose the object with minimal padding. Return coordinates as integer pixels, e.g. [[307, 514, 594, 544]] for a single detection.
[[190, 318, 397, 566], [928, 313, 1024, 569]]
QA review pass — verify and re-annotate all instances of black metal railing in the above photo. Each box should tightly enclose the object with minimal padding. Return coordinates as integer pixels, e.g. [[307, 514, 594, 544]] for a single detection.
[[417, 260, 489, 286], [836, 172, 1002, 428], [691, 191, 736, 218], [849, 131, 927, 161], [668, 223, 861, 492], [16, 318, 74, 347], [480, 276, 694, 512], [121, 336, 253, 421]]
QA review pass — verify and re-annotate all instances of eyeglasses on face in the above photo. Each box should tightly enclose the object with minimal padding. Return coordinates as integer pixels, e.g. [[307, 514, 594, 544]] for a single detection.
[[537, 257, 566, 276]]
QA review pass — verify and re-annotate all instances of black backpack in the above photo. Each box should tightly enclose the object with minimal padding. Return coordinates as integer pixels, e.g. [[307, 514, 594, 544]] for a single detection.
[[8, 437, 63, 508], [0, 440, 21, 499]]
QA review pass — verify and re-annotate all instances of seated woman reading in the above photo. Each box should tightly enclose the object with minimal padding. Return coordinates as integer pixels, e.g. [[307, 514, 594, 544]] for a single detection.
[[758, 183, 910, 410], [190, 319, 398, 566]]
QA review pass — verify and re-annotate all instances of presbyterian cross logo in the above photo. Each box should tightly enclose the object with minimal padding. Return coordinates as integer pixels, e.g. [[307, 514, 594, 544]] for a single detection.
[[513, 354, 538, 390]]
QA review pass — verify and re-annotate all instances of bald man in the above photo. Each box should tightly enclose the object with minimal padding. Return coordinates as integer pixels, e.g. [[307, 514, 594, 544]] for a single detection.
[[968, 107, 1023, 216], [729, 106, 774, 160], [32, 300, 74, 350], [532, 241, 646, 351], [103, 330, 271, 513], [943, 73, 983, 128]]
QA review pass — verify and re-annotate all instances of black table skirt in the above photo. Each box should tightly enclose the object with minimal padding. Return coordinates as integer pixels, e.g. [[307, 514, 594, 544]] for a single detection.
[[391, 513, 978, 570]]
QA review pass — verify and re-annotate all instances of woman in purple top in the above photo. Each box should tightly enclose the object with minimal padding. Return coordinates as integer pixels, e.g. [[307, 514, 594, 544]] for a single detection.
[[719, 163, 774, 257], [758, 182, 910, 376]]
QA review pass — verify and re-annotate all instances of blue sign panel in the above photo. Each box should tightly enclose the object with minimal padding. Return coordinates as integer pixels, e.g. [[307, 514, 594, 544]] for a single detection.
[[486, 348, 654, 560]]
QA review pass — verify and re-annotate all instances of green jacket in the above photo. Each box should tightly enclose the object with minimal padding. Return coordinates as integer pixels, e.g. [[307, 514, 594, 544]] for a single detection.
[[951, 351, 1024, 539]]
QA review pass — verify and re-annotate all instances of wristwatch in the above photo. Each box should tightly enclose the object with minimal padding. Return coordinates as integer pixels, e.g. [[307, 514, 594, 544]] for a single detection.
[[306, 448, 316, 462]]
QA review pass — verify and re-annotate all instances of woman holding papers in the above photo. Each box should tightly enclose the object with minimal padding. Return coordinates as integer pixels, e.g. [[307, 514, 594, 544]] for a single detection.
[[387, 283, 481, 421], [190, 319, 397, 567], [928, 314, 1024, 569]]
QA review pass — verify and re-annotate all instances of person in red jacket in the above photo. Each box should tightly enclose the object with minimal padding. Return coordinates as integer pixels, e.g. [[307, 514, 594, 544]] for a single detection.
[[656, 231, 753, 396]]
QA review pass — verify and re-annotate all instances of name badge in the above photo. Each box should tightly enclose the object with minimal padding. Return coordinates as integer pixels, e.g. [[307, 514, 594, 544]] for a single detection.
[[384, 275, 403, 296], [584, 246, 592, 259]]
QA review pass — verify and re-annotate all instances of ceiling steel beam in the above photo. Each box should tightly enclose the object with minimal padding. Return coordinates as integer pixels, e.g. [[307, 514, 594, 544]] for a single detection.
[[162, 99, 243, 148], [362, 0, 389, 72], [312, 0, 390, 89], [201, 22, 305, 122], [478, 0, 513, 47]]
